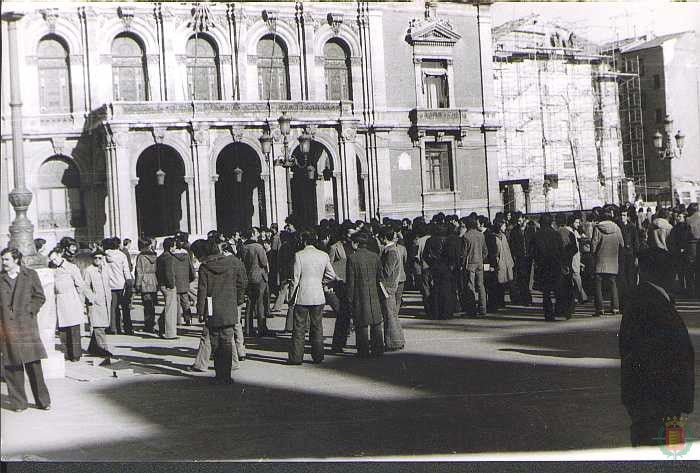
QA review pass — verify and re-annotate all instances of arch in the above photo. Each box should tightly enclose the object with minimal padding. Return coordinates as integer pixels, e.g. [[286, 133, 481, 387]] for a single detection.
[[245, 20, 301, 57], [24, 18, 82, 57], [256, 34, 290, 101], [135, 144, 190, 237], [314, 24, 362, 59], [322, 38, 353, 101], [35, 155, 85, 231], [111, 33, 149, 101], [185, 33, 221, 100], [173, 25, 231, 57], [131, 135, 193, 181], [95, 17, 160, 57], [215, 142, 266, 232], [37, 34, 73, 113], [289, 139, 339, 226], [209, 135, 269, 176]]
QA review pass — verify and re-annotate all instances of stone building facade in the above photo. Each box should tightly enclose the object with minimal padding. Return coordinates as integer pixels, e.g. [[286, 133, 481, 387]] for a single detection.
[[613, 31, 699, 206], [493, 16, 625, 213], [0, 0, 500, 247]]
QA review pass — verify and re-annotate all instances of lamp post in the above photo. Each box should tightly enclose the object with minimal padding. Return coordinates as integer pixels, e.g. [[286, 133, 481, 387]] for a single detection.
[[262, 113, 314, 218], [652, 114, 685, 207], [3, 12, 41, 264]]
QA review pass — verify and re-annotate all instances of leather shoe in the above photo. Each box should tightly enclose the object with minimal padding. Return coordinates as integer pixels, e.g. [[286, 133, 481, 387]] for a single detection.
[[37, 404, 51, 411], [10, 406, 27, 413], [186, 365, 206, 372]]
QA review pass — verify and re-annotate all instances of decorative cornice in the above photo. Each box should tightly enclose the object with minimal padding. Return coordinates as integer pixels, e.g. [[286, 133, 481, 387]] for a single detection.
[[327, 12, 344, 35], [406, 1, 461, 47], [117, 6, 135, 30]]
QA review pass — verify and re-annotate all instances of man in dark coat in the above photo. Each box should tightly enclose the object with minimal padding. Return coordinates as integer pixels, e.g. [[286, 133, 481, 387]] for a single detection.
[[240, 228, 270, 337], [156, 237, 178, 339], [171, 235, 195, 326], [619, 248, 694, 446], [423, 224, 457, 319], [508, 212, 531, 306], [0, 248, 51, 411], [618, 209, 640, 309], [461, 217, 489, 316], [530, 213, 564, 321], [346, 232, 384, 357], [196, 241, 248, 385]]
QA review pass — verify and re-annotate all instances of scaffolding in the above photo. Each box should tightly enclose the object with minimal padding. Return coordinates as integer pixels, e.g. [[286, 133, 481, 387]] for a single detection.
[[492, 18, 627, 213]]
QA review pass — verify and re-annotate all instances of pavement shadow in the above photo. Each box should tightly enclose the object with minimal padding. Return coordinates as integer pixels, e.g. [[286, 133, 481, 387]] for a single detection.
[[7, 351, 635, 461]]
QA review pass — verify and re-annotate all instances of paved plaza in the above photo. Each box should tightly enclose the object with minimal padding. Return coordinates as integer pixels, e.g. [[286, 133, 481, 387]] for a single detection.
[[2, 291, 700, 461]]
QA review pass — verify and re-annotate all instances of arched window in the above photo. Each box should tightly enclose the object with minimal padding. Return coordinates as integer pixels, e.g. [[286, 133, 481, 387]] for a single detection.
[[111, 34, 148, 101], [324, 40, 352, 101], [257, 35, 290, 100], [37, 36, 72, 113], [36, 157, 84, 230], [186, 35, 220, 100]]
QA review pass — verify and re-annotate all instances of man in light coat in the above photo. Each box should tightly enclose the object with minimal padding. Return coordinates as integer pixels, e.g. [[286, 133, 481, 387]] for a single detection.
[[591, 208, 625, 316], [83, 250, 117, 365], [48, 247, 86, 362], [288, 230, 337, 365], [0, 248, 50, 412], [103, 237, 134, 335]]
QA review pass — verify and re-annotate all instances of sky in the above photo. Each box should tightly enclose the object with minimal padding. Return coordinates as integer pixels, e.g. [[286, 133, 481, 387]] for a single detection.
[[491, 1, 700, 45]]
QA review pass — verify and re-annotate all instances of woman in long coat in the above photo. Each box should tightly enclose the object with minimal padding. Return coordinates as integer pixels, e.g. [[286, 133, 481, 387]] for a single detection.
[[491, 218, 515, 309], [49, 247, 86, 362], [83, 250, 115, 363], [0, 247, 50, 411]]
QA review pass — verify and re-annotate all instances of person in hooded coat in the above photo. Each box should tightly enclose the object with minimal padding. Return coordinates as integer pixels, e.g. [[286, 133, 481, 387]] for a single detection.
[[591, 208, 625, 316], [196, 240, 248, 384], [134, 238, 159, 333], [620, 248, 694, 446], [647, 208, 673, 251]]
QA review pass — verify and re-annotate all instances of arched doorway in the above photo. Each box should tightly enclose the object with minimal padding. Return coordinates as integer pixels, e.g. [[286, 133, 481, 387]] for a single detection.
[[135, 145, 189, 237], [216, 142, 265, 233], [290, 141, 337, 228], [36, 155, 84, 231]]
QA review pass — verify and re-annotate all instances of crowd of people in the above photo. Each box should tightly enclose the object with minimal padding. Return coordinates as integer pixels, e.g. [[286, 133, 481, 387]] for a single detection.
[[1, 202, 698, 429]]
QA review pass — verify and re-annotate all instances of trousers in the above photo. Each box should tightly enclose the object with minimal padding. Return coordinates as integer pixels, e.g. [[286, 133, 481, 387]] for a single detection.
[[159, 286, 178, 338], [4, 360, 51, 410], [289, 304, 324, 363], [209, 326, 235, 382], [59, 324, 82, 361]]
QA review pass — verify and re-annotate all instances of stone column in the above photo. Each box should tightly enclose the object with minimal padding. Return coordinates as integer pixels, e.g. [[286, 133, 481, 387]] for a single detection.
[[111, 129, 138, 241]]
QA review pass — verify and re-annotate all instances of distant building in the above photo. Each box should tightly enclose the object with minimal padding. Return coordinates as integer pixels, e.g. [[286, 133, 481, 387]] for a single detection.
[[608, 31, 699, 206], [493, 15, 626, 213], [1, 0, 500, 247]]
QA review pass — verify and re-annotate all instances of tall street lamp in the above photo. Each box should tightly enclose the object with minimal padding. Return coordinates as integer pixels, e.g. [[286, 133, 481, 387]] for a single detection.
[[259, 113, 313, 217], [653, 114, 685, 207]]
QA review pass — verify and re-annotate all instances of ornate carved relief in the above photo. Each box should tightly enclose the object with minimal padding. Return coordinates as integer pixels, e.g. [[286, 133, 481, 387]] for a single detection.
[[406, 1, 461, 47], [262, 9, 278, 31], [152, 127, 166, 144], [327, 13, 344, 35], [303, 12, 320, 32], [191, 124, 210, 146], [230, 127, 245, 142], [341, 126, 357, 142], [117, 6, 135, 30], [40, 8, 59, 33], [51, 137, 66, 156]]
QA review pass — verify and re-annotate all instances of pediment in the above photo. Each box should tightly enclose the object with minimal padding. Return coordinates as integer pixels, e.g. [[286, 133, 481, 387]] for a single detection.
[[407, 20, 461, 46]]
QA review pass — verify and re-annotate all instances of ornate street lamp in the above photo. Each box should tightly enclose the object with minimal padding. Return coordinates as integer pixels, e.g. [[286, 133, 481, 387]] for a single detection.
[[259, 129, 273, 156], [652, 114, 685, 206]]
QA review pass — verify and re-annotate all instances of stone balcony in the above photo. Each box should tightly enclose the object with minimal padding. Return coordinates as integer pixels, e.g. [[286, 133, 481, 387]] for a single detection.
[[88, 100, 357, 130], [408, 107, 500, 144]]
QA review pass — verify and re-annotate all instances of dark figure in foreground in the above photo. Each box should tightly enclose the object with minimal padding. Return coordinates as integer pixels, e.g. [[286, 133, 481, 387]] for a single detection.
[[619, 247, 694, 446]]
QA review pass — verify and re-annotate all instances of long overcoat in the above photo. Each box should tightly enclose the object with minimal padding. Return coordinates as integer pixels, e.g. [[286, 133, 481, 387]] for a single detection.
[[53, 260, 86, 328], [493, 232, 515, 284], [0, 266, 47, 366], [346, 248, 383, 327], [83, 264, 112, 328]]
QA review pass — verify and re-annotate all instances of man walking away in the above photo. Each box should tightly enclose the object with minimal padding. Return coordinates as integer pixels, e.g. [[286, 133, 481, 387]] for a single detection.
[[171, 235, 195, 326], [196, 240, 247, 384], [591, 208, 625, 316]]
